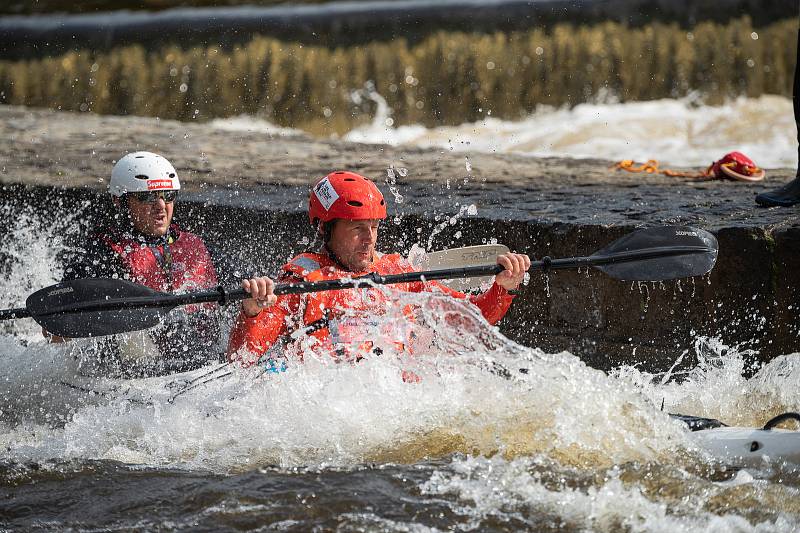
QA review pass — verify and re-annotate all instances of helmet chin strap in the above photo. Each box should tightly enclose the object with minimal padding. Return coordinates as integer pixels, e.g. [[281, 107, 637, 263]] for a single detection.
[[321, 220, 334, 245]]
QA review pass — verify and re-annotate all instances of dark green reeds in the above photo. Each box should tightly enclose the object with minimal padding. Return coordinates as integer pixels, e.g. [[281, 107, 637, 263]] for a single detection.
[[0, 16, 795, 134]]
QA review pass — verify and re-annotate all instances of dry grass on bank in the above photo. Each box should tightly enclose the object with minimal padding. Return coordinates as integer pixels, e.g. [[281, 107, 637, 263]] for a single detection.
[[0, 16, 794, 134]]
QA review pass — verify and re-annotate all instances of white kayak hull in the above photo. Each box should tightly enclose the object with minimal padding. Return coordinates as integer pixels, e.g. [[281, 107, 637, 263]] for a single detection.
[[1, 361, 232, 426], [690, 426, 800, 467]]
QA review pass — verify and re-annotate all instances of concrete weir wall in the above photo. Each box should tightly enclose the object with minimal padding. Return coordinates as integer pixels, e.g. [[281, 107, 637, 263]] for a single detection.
[[1, 106, 799, 372], [189, 201, 800, 373]]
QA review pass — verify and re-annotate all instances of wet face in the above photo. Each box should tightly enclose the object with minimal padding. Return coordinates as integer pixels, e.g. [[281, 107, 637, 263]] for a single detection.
[[125, 193, 175, 237], [326, 219, 380, 272]]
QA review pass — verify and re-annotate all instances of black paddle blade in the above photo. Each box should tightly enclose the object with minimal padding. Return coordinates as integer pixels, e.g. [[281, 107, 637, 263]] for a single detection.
[[26, 278, 168, 338], [592, 226, 718, 281]]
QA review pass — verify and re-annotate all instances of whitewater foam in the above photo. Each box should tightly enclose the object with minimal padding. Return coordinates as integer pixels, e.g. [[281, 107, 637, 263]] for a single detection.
[[614, 337, 800, 428], [213, 95, 796, 169], [346, 94, 797, 169], [0, 293, 694, 472], [421, 454, 800, 532]]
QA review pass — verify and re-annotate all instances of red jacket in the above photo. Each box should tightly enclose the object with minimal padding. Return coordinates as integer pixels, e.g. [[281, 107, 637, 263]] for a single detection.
[[227, 250, 515, 365], [107, 226, 221, 370], [101, 226, 218, 293]]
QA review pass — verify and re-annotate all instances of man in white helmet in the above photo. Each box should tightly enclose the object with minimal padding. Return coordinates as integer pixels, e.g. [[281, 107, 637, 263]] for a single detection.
[[53, 151, 235, 376]]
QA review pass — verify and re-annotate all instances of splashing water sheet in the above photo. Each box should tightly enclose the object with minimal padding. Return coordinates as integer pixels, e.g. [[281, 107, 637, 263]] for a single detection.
[[1, 168, 799, 531]]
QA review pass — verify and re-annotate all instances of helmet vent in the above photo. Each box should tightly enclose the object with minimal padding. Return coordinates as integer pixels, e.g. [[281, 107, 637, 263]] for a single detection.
[[168, 173, 176, 178], [344, 178, 356, 181], [347, 200, 364, 207], [134, 174, 150, 181]]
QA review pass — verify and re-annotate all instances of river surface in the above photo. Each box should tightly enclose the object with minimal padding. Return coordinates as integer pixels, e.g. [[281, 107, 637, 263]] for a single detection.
[[1, 198, 799, 531]]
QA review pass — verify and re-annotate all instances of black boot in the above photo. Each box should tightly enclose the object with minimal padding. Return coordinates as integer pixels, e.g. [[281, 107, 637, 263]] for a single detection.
[[755, 175, 800, 207], [761, 22, 800, 208]]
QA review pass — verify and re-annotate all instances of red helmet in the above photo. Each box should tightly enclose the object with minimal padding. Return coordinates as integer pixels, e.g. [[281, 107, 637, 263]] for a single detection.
[[708, 151, 765, 182], [308, 171, 387, 225]]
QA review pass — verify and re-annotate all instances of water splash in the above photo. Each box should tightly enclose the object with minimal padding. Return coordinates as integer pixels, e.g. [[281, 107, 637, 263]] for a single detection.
[[0, 200, 86, 340], [614, 337, 800, 428], [636, 281, 651, 318], [385, 165, 406, 205], [1, 191, 798, 529], [0, 289, 697, 472], [425, 204, 478, 250]]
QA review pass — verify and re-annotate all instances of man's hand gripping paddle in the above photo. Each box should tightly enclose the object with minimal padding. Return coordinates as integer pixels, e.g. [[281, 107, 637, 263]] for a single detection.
[[0, 226, 718, 338]]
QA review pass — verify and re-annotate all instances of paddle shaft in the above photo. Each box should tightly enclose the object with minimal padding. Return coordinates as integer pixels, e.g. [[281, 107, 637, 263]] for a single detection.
[[21, 264, 504, 319], [542, 245, 710, 269], [0, 308, 27, 320], [10, 244, 710, 320]]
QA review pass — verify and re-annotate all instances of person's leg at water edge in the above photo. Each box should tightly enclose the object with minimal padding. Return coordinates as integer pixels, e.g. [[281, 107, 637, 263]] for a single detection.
[[756, 21, 800, 207]]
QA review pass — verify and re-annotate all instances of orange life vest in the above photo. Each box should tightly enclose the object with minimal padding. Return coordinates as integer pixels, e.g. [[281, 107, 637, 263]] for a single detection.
[[282, 252, 418, 361], [227, 250, 516, 367]]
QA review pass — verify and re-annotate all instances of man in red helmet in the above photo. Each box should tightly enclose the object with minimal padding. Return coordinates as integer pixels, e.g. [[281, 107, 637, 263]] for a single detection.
[[227, 171, 530, 369]]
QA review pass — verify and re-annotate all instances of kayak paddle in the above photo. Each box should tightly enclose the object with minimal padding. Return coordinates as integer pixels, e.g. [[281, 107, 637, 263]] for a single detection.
[[0, 225, 717, 338], [411, 243, 510, 292]]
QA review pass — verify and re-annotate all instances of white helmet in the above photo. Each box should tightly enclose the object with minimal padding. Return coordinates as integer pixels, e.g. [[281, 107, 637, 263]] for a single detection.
[[109, 151, 181, 197]]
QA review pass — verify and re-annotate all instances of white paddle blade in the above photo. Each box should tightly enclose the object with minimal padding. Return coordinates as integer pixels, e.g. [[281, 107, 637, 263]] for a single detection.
[[410, 244, 510, 291]]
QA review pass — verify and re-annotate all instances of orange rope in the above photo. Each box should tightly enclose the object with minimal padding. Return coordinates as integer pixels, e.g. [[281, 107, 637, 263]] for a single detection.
[[612, 159, 712, 180]]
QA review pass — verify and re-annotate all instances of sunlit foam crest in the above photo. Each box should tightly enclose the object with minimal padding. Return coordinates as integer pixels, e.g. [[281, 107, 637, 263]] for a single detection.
[[340, 93, 795, 168], [211, 90, 796, 168], [421, 454, 800, 531], [613, 337, 800, 428]]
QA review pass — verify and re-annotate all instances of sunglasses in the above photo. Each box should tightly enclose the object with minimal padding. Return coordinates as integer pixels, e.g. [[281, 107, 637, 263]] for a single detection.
[[129, 190, 179, 203]]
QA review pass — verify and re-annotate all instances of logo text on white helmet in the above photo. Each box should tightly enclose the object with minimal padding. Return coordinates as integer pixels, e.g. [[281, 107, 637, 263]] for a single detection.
[[147, 179, 175, 190], [314, 177, 339, 211]]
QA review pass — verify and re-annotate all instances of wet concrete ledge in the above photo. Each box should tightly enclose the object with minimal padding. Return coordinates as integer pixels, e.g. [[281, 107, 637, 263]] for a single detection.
[[1, 105, 798, 372]]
